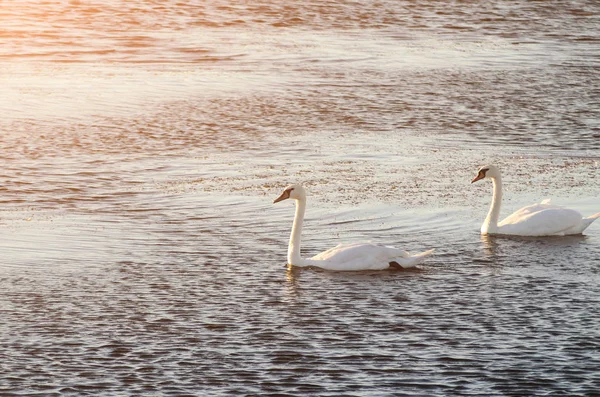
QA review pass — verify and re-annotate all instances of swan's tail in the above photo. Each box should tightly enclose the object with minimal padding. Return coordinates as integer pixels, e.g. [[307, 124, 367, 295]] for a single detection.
[[582, 212, 600, 231], [391, 249, 435, 269], [564, 212, 600, 235]]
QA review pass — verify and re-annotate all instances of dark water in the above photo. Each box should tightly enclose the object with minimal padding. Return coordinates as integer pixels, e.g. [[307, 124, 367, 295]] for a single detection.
[[1, 1, 600, 396]]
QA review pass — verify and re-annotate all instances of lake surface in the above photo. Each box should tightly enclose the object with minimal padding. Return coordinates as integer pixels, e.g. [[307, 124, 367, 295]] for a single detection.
[[1, 1, 599, 395]]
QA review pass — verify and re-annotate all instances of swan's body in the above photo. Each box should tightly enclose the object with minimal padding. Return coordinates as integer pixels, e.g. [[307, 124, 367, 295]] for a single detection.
[[274, 185, 434, 271], [472, 165, 600, 236], [306, 242, 434, 271]]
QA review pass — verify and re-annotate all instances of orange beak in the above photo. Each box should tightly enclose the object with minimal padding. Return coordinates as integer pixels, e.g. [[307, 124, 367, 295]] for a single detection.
[[273, 189, 291, 203], [471, 171, 485, 184]]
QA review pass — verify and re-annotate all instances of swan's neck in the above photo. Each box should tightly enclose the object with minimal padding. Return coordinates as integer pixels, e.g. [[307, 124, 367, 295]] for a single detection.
[[482, 176, 503, 234], [288, 198, 306, 265]]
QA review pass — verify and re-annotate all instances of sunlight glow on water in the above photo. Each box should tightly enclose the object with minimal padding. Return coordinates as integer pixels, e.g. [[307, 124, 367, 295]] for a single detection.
[[1, 0, 599, 395]]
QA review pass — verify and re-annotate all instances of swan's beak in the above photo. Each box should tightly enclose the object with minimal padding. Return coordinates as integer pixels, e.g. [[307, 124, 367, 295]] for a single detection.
[[273, 189, 290, 203], [471, 172, 485, 183]]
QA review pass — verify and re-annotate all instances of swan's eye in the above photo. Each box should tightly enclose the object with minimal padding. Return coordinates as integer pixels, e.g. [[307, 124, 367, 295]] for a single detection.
[[480, 168, 488, 175]]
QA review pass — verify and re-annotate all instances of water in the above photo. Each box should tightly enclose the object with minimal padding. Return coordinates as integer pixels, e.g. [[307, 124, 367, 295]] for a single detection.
[[1, 1, 599, 395]]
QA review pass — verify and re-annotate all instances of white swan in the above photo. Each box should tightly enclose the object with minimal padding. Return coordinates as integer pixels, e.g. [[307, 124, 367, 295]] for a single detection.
[[471, 164, 600, 236], [273, 184, 434, 270]]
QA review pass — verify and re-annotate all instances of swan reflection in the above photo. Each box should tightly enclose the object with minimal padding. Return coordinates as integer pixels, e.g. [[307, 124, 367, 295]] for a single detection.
[[480, 232, 587, 259], [285, 264, 302, 297], [480, 234, 499, 257]]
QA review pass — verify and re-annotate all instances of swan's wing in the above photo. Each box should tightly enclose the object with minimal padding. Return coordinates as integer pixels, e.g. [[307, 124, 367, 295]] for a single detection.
[[311, 242, 408, 262], [310, 242, 409, 271], [501, 200, 558, 221], [498, 206, 583, 236]]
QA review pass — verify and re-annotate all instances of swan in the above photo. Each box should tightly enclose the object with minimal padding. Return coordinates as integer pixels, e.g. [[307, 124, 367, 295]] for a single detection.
[[273, 184, 434, 270], [471, 164, 600, 236]]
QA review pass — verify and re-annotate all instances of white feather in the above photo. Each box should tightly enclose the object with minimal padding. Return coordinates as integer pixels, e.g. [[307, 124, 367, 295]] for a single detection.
[[473, 165, 599, 236], [274, 185, 434, 271]]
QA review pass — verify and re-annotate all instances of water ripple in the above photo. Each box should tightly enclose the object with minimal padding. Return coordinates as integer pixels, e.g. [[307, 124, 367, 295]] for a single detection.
[[1, 1, 600, 395]]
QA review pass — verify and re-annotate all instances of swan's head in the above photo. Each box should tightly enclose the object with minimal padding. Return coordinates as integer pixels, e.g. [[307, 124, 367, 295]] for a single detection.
[[273, 184, 306, 203], [471, 164, 501, 183]]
